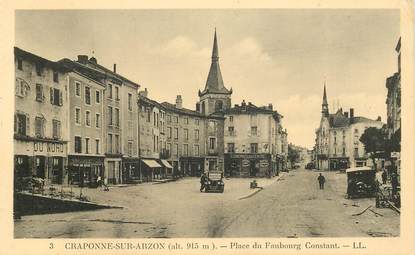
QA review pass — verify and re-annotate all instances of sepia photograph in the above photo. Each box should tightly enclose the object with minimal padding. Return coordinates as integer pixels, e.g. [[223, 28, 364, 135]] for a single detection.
[[1, 2, 414, 254]]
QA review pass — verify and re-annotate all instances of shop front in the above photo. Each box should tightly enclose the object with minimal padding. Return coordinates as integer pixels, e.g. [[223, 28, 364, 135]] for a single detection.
[[180, 157, 204, 177], [329, 157, 349, 171], [14, 138, 67, 185], [159, 159, 174, 178], [122, 157, 140, 183], [225, 153, 272, 177], [68, 155, 105, 187], [140, 159, 162, 182]]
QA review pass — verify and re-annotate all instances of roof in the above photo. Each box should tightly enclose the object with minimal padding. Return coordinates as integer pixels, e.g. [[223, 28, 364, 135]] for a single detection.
[[14, 47, 68, 72], [138, 95, 166, 109], [328, 109, 381, 128], [161, 102, 204, 117], [224, 101, 282, 118], [346, 167, 374, 173], [59, 58, 106, 86], [199, 30, 232, 96]]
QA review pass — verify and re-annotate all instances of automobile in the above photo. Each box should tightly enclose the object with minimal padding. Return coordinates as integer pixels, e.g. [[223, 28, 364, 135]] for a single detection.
[[346, 167, 377, 199], [305, 162, 315, 170], [293, 163, 301, 169], [204, 171, 224, 193]]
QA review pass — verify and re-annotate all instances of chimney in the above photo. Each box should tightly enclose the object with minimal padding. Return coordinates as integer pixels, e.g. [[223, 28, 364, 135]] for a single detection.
[[77, 55, 88, 64], [350, 108, 354, 119], [241, 100, 246, 106], [89, 57, 97, 64], [113, 64, 117, 73], [268, 103, 273, 110], [139, 88, 148, 98], [176, 95, 183, 109], [344, 112, 349, 118], [377, 116, 382, 121]]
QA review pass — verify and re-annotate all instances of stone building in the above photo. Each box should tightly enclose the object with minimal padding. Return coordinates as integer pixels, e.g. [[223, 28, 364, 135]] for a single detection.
[[386, 37, 401, 139], [14, 47, 69, 185], [72, 56, 140, 184], [315, 85, 384, 171], [59, 59, 107, 187], [223, 101, 284, 177]]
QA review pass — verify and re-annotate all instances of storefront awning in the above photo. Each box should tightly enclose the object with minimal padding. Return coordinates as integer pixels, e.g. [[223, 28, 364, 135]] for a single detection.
[[141, 159, 162, 168], [160, 160, 173, 168]]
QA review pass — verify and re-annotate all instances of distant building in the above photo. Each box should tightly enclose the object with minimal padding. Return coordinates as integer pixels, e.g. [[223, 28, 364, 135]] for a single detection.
[[14, 47, 69, 185], [223, 100, 286, 177], [386, 37, 401, 139], [315, 85, 384, 171]]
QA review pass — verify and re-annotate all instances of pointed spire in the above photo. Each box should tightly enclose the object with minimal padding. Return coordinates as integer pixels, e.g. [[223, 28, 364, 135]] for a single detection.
[[212, 27, 219, 61], [323, 82, 328, 105], [322, 82, 329, 116]]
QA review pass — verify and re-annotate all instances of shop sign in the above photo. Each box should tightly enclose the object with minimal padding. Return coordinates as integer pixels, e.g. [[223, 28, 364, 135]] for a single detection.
[[242, 159, 250, 167], [260, 160, 269, 167], [34, 141, 64, 153], [230, 154, 267, 159]]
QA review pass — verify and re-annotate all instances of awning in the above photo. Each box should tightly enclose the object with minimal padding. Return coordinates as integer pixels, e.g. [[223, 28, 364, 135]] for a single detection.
[[141, 159, 162, 168], [160, 160, 173, 168]]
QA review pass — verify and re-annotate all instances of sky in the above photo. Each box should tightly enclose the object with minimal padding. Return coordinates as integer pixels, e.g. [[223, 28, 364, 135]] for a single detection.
[[15, 9, 400, 148]]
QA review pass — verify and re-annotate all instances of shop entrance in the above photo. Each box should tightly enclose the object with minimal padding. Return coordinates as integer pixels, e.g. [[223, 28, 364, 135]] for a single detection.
[[35, 156, 46, 179], [250, 160, 259, 177]]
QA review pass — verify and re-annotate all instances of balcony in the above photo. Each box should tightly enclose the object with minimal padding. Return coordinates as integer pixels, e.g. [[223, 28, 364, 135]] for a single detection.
[[208, 149, 218, 156]]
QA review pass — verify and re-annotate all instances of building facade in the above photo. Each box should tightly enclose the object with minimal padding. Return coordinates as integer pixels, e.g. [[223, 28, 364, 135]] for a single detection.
[[315, 86, 384, 171], [223, 101, 284, 177], [14, 47, 69, 185]]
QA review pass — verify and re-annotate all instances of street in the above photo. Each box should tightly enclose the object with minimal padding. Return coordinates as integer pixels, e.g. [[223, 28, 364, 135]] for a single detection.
[[14, 168, 399, 238]]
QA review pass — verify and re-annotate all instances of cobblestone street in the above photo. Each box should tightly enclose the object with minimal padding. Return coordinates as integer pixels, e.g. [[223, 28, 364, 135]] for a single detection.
[[14, 168, 399, 238]]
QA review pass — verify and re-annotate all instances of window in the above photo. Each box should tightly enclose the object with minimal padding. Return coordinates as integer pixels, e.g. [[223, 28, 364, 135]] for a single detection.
[[96, 90, 100, 103], [354, 147, 359, 157], [251, 126, 258, 136], [17, 59, 23, 70], [52, 119, 61, 139], [173, 116, 178, 123], [107, 134, 113, 153], [50, 88, 62, 106], [183, 144, 189, 156], [128, 141, 133, 156], [227, 143, 235, 153], [228, 126, 234, 135], [95, 139, 100, 154], [75, 108, 81, 124], [250, 143, 258, 153], [53, 71, 59, 82], [147, 109, 151, 122], [85, 87, 91, 105], [108, 84, 113, 99], [153, 112, 156, 126], [342, 147, 346, 156], [85, 138, 90, 154], [35, 117, 45, 138], [209, 138, 216, 150], [167, 143, 172, 155], [74, 136, 82, 153], [194, 144, 200, 156], [35, 63, 42, 76], [194, 129, 199, 140], [229, 116, 234, 122], [184, 117, 189, 124], [184, 128, 189, 140], [115, 108, 120, 126], [115, 135, 119, 153], [167, 115, 171, 123], [115, 86, 119, 100], [16, 79, 27, 97], [167, 127, 172, 139], [75, 82, 81, 97], [128, 93, 132, 111], [174, 128, 178, 139], [16, 113, 27, 136], [85, 111, 91, 126], [174, 144, 178, 157], [195, 119, 199, 125], [35, 84, 44, 102], [95, 113, 100, 128], [108, 106, 113, 125]]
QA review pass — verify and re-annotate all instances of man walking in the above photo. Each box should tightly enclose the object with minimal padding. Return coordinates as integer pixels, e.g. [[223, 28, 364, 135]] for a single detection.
[[200, 172, 208, 192], [317, 173, 326, 190], [381, 168, 388, 185]]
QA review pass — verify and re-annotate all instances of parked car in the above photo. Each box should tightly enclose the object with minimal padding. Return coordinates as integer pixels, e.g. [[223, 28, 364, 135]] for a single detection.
[[305, 162, 315, 170], [346, 167, 377, 199], [204, 171, 224, 193]]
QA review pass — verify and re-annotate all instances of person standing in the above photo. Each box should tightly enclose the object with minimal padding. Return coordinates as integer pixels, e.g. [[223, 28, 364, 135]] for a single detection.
[[317, 173, 326, 190], [391, 171, 399, 196], [381, 169, 388, 185], [200, 173, 208, 192]]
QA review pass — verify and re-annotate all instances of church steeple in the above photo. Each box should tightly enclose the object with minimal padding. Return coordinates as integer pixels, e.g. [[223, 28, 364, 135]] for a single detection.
[[322, 83, 329, 117], [199, 29, 232, 97]]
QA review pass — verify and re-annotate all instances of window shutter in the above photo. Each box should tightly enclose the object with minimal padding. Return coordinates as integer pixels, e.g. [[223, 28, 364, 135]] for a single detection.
[[59, 91, 63, 106], [57, 121, 61, 138], [25, 115, 30, 136], [50, 87, 54, 104], [14, 114, 17, 134]]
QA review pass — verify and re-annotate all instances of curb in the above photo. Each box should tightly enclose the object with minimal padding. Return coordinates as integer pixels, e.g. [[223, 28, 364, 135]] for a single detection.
[[237, 172, 287, 200]]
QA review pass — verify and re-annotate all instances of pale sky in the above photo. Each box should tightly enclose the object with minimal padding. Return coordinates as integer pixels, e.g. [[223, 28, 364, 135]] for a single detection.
[[15, 10, 400, 148]]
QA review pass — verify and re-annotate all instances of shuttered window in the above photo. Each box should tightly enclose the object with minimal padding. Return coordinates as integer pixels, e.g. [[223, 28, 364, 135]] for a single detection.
[[52, 119, 61, 139]]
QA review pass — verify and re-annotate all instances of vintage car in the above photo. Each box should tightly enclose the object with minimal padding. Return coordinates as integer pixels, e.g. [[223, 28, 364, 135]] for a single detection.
[[305, 162, 315, 170], [346, 167, 377, 199], [204, 171, 224, 193]]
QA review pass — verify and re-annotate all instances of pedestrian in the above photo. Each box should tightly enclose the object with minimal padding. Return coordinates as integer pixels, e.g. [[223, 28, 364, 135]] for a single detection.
[[96, 175, 102, 189], [200, 172, 208, 192], [317, 173, 326, 190], [391, 172, 399, 196], [381, 169, 388, 185]]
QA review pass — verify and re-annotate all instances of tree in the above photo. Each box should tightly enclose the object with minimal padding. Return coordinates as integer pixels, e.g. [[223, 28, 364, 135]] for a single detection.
[[359, 127, 386, 166], [288, 145, 300, 166]]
